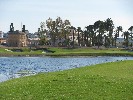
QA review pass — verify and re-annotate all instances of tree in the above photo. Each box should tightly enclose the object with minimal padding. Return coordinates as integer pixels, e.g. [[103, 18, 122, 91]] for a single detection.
[[45, 17, 71, 47], [69, 26, 76, 48], [46, 17, 56, 46], [114, 31, 117, 47], [84, 30, 88, 46], [105, 18, 114, 47], [123, 31, 130, 47], [38, 22, 47, 45], [104, 35, 109, 47], [128, 26, 133, 40], [80, 30, 84, 46], [77, 27, 81, 46], [114, 26, 122, 47], [61, 19, 71, 47], [116, 26, 122, 37], [94, 20, 106, 48], [86, 25, 95, 46]]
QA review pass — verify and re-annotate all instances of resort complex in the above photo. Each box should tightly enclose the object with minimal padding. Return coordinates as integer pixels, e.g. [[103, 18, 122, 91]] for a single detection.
[[0, 17, 133, 49]]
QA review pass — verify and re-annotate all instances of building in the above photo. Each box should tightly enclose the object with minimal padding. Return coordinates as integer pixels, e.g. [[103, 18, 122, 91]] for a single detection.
[[0, 31, 6, 45], [7, 23, 28, 47], [0, 31, 3, 38], [7, 30, 27, 47], [28, 38, 40, 47], [0, 38, 6, 45], [68, 28, 81, 46], [116, 38, 124, 47]]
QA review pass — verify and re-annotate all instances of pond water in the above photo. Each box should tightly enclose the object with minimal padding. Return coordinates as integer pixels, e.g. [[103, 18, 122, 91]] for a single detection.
[[0, 56, 133, 82]]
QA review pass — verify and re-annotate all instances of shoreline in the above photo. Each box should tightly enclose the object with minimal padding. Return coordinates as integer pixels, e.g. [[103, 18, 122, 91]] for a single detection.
[[0, 52, 133, 57]]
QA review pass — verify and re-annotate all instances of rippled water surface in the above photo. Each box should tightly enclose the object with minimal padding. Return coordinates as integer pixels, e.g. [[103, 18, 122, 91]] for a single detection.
[[0, 56, 133, 82]]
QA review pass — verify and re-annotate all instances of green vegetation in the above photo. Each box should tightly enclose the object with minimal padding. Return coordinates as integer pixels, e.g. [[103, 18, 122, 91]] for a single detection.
[[46, 47, 133, 56], [0, 47, 133, 56], [38, 17, 133, 48], [0, 48, 43, 56], [0, 61, 133, 100]]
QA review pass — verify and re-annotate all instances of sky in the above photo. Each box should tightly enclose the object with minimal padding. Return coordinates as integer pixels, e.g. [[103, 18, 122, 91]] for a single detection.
[[0, 0, 133, 33]]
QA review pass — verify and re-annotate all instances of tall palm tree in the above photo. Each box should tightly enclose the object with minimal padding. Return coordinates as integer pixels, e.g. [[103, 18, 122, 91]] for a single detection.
[[105, 18, 114, 47], [70, 26, 76, 48], [80, 30, 84, 47], [51, 21, 56, 46], [116, 26, 122, 37], [77, 27, 81, 46], [94, 20, 106, 48], [86, 25, 95, 46], [84, 30, 88, 46], [123, 31, 130, 47], [114, 31, 117, 47], [114, 26, 122, 47], [128, 26, 133, 40]]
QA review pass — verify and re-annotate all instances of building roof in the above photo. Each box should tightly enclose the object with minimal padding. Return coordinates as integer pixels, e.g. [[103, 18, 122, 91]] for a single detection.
[[8, 30, 26, 35]]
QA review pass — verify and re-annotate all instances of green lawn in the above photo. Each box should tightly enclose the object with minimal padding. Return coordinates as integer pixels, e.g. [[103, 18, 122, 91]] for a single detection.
[[0, 48, 43, 56], [0, 47, 133, 56], [0, 60, 133, 100], [47, 47, 125, 53], [46, 47, 133, 56]]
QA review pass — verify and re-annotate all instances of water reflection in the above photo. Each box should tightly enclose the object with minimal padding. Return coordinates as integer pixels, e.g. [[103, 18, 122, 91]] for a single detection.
[[0, 56, 133, 82]]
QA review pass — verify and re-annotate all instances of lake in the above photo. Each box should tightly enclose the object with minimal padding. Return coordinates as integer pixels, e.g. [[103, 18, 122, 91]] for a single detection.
[[0, 56, 133, 82]]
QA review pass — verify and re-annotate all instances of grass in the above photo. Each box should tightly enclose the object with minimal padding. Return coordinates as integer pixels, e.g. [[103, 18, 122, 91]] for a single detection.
[[47, 47, 130, 54], [46, 47, 133, 56], [0, 60, 133, 100], [0, 47, 133, 56], [0, 48, 43, 56]]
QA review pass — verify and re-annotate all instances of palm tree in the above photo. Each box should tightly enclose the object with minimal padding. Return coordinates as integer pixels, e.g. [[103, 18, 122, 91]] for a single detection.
[[51, 21, 56, 46], [86, 25, 95, 46], [114, 31, 117, 47], [80, 30, 84, 47], [70, 26, 76, 48], [123, 31, 130, 47], [94, 20, 106, 48], [114, 26, 122, 47], [104, 35, 107, 47], [84, 30, 88, 46], [128, 26, 133, 40], [116, 26, 122, 37], [105, 18, 114, 47], [77, 27, 81, 46]]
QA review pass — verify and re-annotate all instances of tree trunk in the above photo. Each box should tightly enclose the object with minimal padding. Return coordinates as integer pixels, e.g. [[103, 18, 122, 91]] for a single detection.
[[98, 32, 100, 48], [78, 32, 80, 46], [73, 30, 74, 48], [81, 32, 83, 46]]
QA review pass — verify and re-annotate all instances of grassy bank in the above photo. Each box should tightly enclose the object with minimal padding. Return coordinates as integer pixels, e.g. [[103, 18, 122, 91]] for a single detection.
[[0, 61, 133, 100], [0, 48, 43, 56], [0, 47, 133, 56], [46, 47, 133, 56]]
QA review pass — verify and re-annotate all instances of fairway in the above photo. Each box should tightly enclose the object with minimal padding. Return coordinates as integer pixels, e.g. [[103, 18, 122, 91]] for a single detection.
[[0, 60, 133, 100]]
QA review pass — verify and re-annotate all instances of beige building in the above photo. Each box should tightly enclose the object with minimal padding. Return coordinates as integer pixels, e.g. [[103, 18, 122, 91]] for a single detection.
[[0, 38, 6, 44], [7, 30, 27, 47]]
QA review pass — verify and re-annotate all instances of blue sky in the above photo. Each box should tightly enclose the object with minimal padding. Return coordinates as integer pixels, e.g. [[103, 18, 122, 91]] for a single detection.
[[0, 0, 133, 33]]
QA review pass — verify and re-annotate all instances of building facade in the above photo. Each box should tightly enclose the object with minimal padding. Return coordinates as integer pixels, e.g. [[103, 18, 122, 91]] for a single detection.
[[7, 31, 27, 47], [7, 23, 28, 47]]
